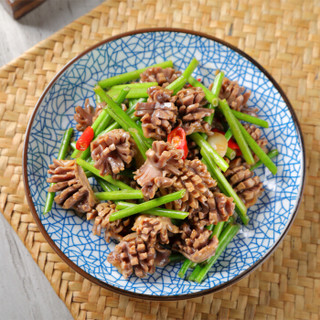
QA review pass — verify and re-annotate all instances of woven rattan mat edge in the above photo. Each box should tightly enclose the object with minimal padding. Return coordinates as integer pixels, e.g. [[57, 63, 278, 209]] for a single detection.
[[0, 1, 319, 319]]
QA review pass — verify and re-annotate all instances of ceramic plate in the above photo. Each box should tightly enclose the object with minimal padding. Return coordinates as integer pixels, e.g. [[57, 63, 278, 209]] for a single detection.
[[23, 29, 305, 299]]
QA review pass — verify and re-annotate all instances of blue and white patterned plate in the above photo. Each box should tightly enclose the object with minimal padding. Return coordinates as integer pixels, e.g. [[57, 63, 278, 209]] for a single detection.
[[23, 29, 305, 299]]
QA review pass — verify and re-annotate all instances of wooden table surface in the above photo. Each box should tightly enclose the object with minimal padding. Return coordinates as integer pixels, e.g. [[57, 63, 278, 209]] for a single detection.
[[0, 1, 104, 318]]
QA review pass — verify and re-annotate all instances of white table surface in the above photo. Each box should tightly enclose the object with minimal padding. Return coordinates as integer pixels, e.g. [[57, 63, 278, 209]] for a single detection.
[[0, 1, 104, 319]]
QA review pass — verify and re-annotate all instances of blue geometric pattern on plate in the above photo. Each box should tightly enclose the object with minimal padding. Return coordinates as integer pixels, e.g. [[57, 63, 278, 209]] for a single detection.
[[26, 31, 304, 296]]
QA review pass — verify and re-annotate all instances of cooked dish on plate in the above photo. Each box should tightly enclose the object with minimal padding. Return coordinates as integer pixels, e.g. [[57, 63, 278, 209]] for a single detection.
[[44, 58, 279, 283]]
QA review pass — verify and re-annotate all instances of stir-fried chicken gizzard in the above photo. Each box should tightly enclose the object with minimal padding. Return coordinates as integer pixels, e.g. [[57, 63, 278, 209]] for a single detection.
[[91, 129, 136, 177], [47, 159, 97, 213], [46, 60, 276, 282]]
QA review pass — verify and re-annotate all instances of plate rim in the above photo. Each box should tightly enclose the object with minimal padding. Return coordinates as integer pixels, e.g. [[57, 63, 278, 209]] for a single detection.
[[22, 27, 306, 300]]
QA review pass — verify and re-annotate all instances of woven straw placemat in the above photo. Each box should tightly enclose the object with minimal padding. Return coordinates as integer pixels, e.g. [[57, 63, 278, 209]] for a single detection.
[[0, 0, 319, 319]]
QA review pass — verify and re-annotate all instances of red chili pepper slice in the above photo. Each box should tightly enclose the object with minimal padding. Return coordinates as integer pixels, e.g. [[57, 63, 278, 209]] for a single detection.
[[76, 126, 94, 151], [167, 127, 188, 160], [228, 138, 242, 156], [228, 138, 240, 150]]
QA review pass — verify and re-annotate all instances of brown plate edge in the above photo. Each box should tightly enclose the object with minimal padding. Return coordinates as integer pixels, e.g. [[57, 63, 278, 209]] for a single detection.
[[22, 27, 306, 301]]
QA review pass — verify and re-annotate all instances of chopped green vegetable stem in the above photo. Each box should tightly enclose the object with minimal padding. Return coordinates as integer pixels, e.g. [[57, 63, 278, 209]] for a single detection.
[[201, 148, 249, 225], [188, 76, 218, 106], [94, 87, 131, 133], [225, 128, 233, 141], [128, 128, 148, 160], [202, 159, 228, 195], [110, 82, 158, 90], [166, 58, 199, 94], [98, 60, 173, 88], [225, 147, 236, 160], [211, 221, 225, 239], [43, 128, 73, 214], [211, 72, 225, 99], [203, 103, 215, 126], [93, 109, 112, 133], [166, 76, 188, 94], [236, 118, 277, 175], [250, 149, 279, 171], [98, 121, 120, 135], [93, 86, 130, 133], [194, 223, 240, 283], [218, 99, 255, 165], [178, 259, 193, 278], [204, 72, 225, 126], [94, 86, 152, 151], [115, 201, 189, 220], [190, 132, 229, 172], [99, 109, 141, 136], [74, 88, 130, 160], [203, 72, 224, 124], [109, 190, 186, 221], [222, 216, 235, 230], [91, 110, 107, 131], [231, 110, 269, 128], [94, 86, 143, 133], [107, 87, 149, 99], [188, 218, 230, 281], [57, 128, 74, 159], [183, 58, 199, 79], [97, 178, 119, 192], [114, 87, 132, 104], [188, 264, 202, 281], [76, 158, 134, 190], [95, 190, 143, 201]]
